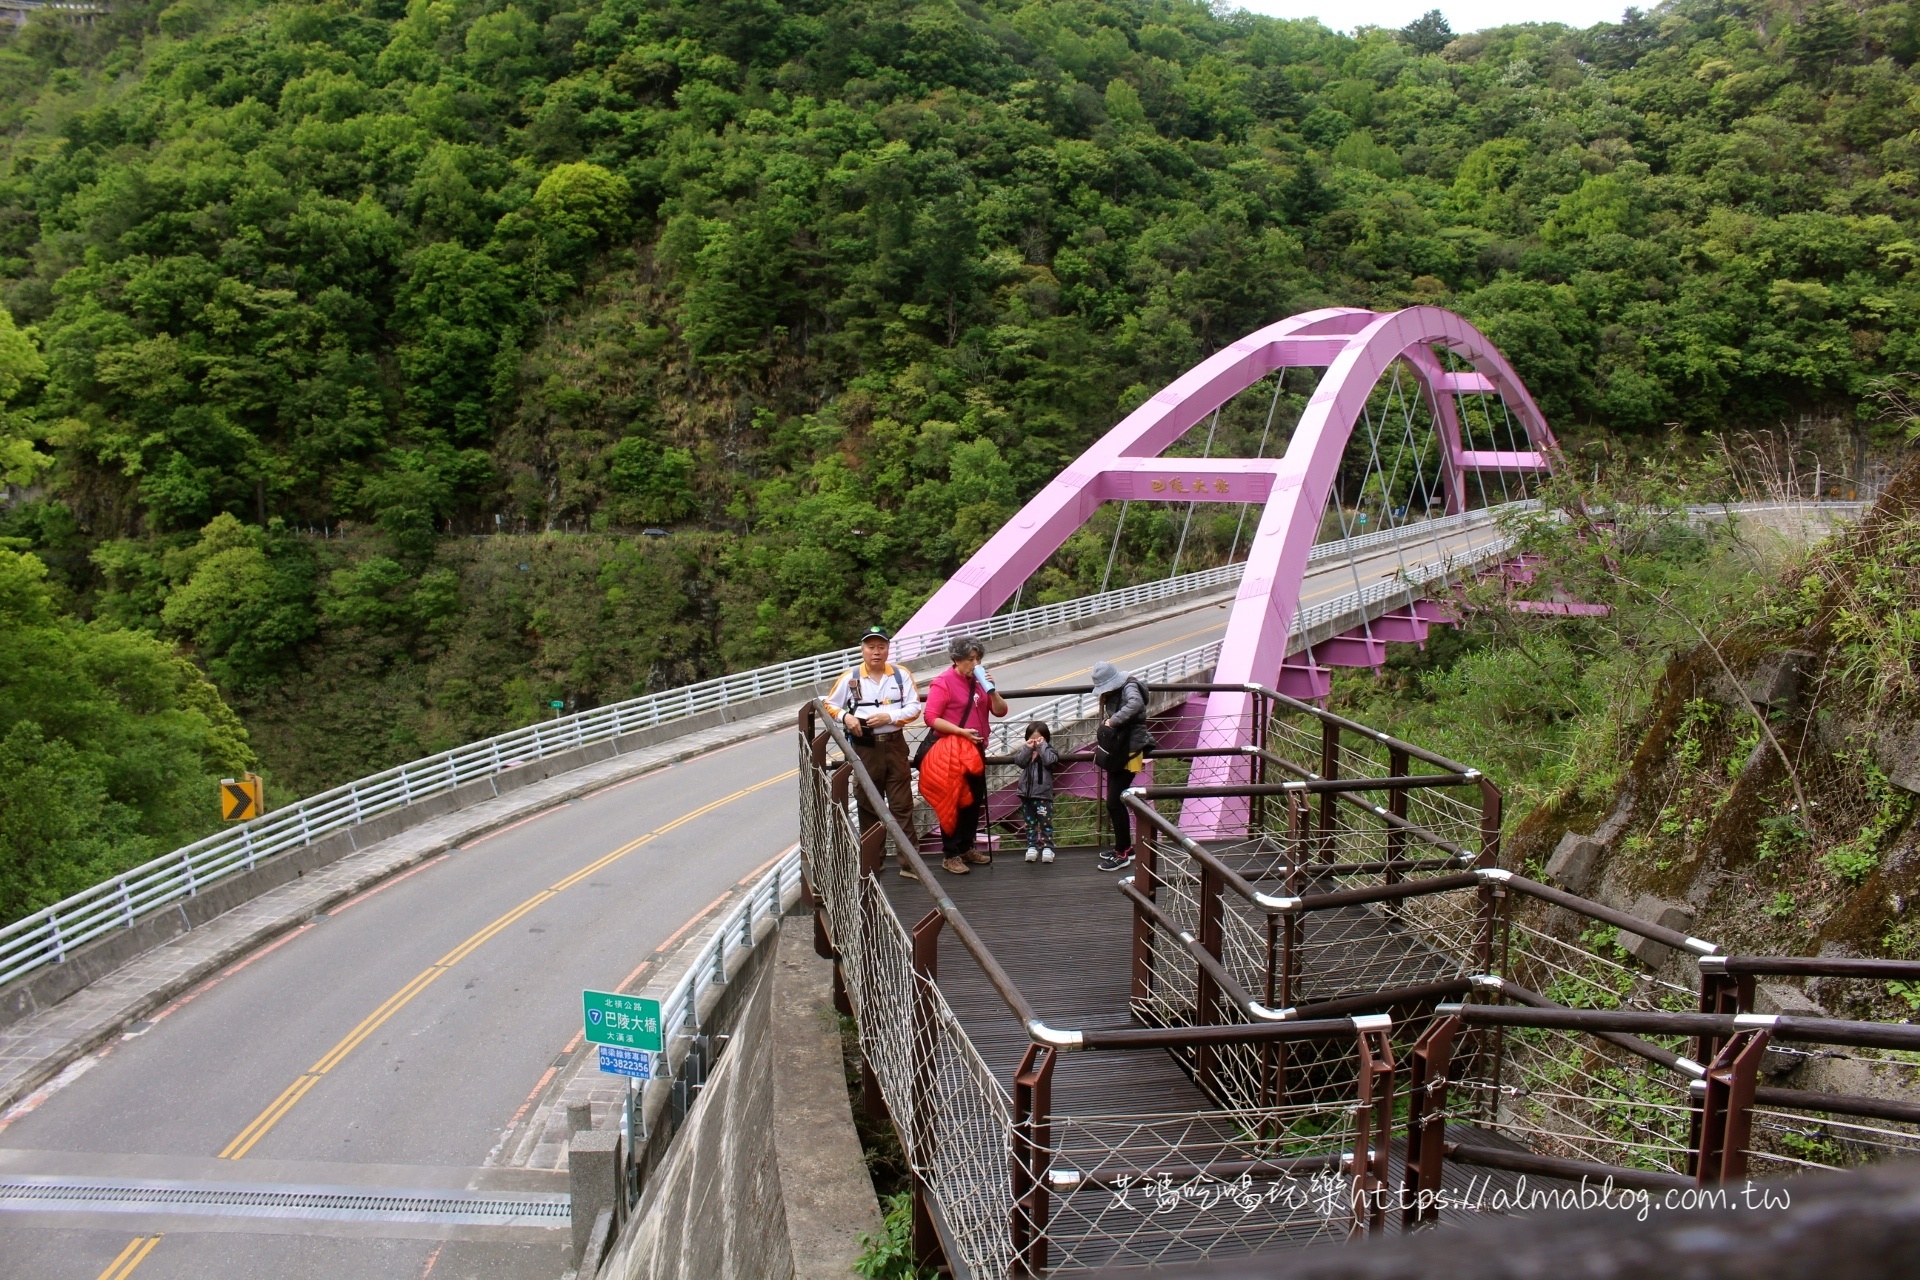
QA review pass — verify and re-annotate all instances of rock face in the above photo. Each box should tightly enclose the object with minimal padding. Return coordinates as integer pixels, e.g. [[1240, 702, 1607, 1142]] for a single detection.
[[1545, 833, 1605, 897], [1619, 895, 1696, 966], [1753, 983, 1828, 1077], [1875, 724, 1920, 796], [1743, 649, 1815, 718]]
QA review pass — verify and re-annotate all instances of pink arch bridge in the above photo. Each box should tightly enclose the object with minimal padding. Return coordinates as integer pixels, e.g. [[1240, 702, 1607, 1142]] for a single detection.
[[901, 306, 1559, 828]]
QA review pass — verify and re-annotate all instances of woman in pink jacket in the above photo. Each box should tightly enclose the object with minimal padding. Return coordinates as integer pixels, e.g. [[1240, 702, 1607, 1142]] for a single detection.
[[920, 636, 1009, 875]]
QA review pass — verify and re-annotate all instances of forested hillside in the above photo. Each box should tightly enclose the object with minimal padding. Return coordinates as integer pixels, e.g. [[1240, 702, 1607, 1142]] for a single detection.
[[3, 0, 1920, 914]]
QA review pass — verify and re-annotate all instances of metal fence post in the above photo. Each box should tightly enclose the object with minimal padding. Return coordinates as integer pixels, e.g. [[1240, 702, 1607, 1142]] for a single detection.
[[1401, 1014, 1458, 1230], [1696, 1027, 1770, 1186], [909, 908, 948, 1273], [1129, 825, 1156, 1014], [1478, 776, 1503, 868], [1349, 1018, 1395, 1238], [1194, 860, 1224, 1097], [1319, 718, 1339, 856], [1010, 1043, 1057, 1276], [1386, 747, 1408, 883]]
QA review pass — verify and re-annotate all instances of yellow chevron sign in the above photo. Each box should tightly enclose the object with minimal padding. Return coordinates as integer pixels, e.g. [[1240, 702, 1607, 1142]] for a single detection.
[[221, 772, 264, 822]]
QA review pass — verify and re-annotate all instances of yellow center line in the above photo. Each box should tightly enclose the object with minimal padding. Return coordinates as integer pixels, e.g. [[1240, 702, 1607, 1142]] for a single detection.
[[216, 769, 798, 1160], [1032, 621, 1228, 688], [95, 1235, 161, 1280]]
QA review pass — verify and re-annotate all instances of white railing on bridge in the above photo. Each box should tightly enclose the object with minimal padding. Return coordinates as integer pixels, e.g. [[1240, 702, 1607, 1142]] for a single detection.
[[0, 504, 1525, 988]]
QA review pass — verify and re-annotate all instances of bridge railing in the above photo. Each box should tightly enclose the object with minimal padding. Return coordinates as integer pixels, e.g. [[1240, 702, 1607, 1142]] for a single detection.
[[0, 505, 1522, 992], [800, 705, 1420, 1273]]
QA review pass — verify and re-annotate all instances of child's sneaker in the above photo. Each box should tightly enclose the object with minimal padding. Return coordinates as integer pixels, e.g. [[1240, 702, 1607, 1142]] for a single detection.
[[1041, 848, 1056, 864], [1025, 846, 1040, 863], [1097, 849, 1134, 872]]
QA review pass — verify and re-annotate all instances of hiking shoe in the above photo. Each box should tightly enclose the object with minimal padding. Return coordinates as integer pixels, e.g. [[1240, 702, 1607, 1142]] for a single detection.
[[1041, 848, 1056, 864], [941, 856, 971, 875], [897, 862, 920, 881], [1025, 846, 1040, 863], [963, 848, 992, 865], [1097, 850, 1134, 872]]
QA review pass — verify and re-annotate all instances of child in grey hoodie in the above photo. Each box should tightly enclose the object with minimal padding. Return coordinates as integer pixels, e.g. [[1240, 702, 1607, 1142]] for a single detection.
[[1013, 722, 1060, 864]]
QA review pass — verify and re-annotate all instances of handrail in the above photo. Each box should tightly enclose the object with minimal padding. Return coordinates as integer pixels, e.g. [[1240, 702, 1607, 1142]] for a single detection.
[[1700, 956, 1920, 980], [1442, 1003, 1920, 1052], [1484, 868, 1721, 957], [1251, 747, 1475, 860]]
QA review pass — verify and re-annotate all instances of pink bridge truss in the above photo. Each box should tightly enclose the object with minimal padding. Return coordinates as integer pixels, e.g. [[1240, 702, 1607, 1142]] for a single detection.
[[900, 306, 1559, 831]]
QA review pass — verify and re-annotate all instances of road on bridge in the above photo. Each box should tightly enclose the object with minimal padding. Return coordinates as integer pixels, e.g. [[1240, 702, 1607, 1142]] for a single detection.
[[0, 527, 1490, 1280]]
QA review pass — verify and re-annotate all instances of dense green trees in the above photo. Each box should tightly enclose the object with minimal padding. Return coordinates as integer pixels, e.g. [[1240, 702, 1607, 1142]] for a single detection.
[[0, 546, 252, 919], [2, 0, 1920, 914]]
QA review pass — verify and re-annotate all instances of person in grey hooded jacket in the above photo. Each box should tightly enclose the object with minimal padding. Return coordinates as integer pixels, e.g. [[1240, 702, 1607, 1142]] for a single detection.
[[1012, 722, 1060, 863], [1092, 660, 1150, 871]]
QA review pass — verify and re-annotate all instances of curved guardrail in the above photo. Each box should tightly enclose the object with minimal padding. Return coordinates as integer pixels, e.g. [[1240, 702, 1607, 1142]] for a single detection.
[[0, 505, 1520, 988]]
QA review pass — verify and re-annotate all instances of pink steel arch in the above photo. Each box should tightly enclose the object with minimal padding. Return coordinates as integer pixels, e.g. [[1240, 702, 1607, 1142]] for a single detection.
[[902, 305, 1557, 829]]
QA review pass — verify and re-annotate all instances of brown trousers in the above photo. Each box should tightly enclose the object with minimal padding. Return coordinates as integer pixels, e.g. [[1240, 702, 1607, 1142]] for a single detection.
[[853, 732, 918, 849]]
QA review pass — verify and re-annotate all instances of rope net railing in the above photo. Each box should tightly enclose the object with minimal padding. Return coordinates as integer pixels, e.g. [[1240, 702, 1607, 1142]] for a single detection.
[[800, 694, 1920, 1274]]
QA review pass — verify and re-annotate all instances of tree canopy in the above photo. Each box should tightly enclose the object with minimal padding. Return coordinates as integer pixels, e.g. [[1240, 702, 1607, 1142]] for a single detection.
[[3, 0, 1920, 914]]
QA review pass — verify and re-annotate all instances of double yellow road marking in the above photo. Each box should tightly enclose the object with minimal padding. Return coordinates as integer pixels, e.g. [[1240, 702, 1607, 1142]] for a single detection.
[[216, 769, 796, 1160], [94, 1236, 160, 1280]]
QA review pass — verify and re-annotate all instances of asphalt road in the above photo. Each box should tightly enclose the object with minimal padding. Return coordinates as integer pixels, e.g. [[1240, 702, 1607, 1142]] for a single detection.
[[0, 526, 1496, 1280]]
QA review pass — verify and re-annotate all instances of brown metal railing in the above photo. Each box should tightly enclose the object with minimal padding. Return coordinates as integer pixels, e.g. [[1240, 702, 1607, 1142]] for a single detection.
[[799, 694, 1920, 1274]]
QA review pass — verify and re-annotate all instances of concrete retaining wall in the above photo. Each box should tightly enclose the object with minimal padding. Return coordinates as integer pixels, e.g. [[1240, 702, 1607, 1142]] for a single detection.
[[594, 915, 880, 1280]]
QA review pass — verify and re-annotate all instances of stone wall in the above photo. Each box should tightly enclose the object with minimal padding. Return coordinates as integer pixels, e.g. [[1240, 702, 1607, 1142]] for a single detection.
[[596, 916, 880, 1280]]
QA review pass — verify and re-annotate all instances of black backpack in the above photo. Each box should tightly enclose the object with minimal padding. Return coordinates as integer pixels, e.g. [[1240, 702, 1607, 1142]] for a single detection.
[[1094, 678, 1156, 769]]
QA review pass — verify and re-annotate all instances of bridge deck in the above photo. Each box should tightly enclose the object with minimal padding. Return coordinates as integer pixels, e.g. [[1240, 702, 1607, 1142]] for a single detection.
[[879, 846, 1211, 1117], [876, 846, 1579, 1269]]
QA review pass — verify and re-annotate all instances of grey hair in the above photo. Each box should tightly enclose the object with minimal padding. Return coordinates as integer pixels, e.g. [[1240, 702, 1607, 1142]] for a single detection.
[[949, 635, 985, 663]]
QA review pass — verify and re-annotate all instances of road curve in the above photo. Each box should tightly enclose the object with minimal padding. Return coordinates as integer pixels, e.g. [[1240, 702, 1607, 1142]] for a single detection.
[[0, 530, 1491, 1280]]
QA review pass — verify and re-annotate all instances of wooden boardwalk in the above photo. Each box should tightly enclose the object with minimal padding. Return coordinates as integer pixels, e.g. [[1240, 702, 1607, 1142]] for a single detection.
[[874, 844, 1584, 1271], [879, 845, 1213, 1118]]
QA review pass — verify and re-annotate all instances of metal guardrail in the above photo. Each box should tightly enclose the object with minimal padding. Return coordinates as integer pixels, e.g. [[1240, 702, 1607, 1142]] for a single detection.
[[0, 507, 1521, 989]]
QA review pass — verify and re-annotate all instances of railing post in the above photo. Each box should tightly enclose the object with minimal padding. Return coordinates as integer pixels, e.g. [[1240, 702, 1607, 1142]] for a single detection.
[[1010, 1043, 1057, 1276], [909, 909, 949, 1274], [1319, 719, 1339, 858], [1401, 1014, 1458, 1230], [1193, 860, 1224, 1096], [1689, 964, 1752, 1172], [1477, 776, 1503, 868], [1385, 747, 1408, 884], [1130, 825, 1157, 1015], [1696, 1027, 1770, 1186], [1349, 1019, 1395, 1238]]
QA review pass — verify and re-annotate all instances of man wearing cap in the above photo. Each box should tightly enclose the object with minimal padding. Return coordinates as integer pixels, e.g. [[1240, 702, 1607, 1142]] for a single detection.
[[824, 627, 923, 877]]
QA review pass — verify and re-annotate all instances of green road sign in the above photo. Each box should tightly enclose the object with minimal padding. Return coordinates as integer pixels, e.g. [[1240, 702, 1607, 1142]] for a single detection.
[[582, 990, 662, 1051]]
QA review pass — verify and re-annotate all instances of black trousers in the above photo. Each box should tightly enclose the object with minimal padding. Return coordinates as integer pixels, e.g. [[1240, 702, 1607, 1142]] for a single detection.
[[941, 774, 984, 859], [1106, 764, 1137, 854]]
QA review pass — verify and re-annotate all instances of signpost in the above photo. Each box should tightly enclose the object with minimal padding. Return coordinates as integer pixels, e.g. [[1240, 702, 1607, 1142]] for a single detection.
[[583, 990, 661, 1050], [220, 772, 265, 822], [583, 990, 661, 1085]]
